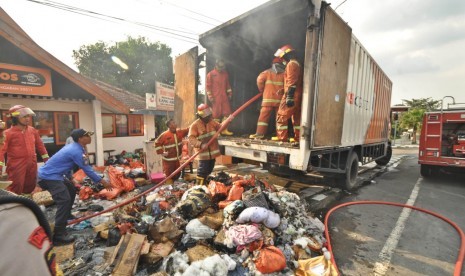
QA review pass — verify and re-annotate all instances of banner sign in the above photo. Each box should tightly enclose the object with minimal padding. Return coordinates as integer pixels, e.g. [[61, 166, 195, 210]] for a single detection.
[[0, 63, 52, 96], [146, 93, 157, 109], [155, 81, 174, 111]]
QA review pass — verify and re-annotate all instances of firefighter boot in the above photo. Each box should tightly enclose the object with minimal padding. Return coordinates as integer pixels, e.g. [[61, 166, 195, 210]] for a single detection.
[[249, 134, 265, 139], [195, 176, 205, 186], [221, 117, 234, 136], [53, 225, 75, 245]]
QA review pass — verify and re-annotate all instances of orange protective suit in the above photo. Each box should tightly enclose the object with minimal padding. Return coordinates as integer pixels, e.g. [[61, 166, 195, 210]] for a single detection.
[[188, 119, 221, 161], [276, 59, 303, 141], [206, 68, 232, 120], [0, 125, 49, 194], [255, 68, 284, 136], [154, 128, 189, 180]]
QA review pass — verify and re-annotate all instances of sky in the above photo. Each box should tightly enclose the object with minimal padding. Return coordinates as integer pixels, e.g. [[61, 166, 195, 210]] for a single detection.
[[1, 0, 465, 106]]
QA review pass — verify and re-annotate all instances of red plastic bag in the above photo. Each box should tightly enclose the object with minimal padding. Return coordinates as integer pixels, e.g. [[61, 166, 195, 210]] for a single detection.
[[208, 181, 230, 201], [226, 184, 244, 201], [254, 246, 286, 274], [79, 186, 94, 200], [98, 187, 123, 200], [73, 169, 87, 184]]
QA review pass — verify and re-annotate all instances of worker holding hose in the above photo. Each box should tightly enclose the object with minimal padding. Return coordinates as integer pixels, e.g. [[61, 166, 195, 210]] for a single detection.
[[188, 104, 221, 186]]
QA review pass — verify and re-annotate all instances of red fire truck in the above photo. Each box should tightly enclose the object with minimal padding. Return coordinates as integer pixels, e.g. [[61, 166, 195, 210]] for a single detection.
[[418, 108, 465, 177]]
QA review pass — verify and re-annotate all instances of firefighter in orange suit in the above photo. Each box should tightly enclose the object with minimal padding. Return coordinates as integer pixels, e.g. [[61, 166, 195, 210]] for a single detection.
[[250, 57, 285, 139], [188, 104, 221, 185], [274, 45, 303, 142], [154, 119, 189, 184], [206, 58, 234, 136], [0, 105, 49, 194]]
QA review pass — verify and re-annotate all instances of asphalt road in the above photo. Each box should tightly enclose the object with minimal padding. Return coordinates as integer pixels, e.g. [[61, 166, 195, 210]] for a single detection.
[[326, 149, 465, 276]]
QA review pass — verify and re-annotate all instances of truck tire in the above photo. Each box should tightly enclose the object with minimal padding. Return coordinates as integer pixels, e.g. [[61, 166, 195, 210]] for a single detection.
[[375, 145, 392, 166], [420, 164, 434, 178], [340, 152, 359, 190]]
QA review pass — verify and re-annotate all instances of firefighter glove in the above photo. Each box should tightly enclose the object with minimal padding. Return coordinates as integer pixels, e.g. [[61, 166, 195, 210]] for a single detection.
[[286, 86, 296, 107]]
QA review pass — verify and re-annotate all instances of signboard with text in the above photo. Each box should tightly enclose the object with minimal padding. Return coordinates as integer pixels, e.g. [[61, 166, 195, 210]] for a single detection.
[[155, 81, 174, 111], [0, 63, 52, 97]]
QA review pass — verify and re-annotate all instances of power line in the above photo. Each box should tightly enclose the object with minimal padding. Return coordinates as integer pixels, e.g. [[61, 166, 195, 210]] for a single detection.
[[24, 0, 200, 44], [335, 0, 348, 11], [158, 0, 222, 24]]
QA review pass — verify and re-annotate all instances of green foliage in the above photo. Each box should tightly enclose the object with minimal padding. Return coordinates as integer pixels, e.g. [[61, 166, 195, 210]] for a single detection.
[[73, 36, 174, 97], [402, 97, 440, 111], [398, 98, 441, 143]]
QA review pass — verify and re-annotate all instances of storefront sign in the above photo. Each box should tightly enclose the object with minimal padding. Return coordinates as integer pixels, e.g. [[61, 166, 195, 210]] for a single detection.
[[155, 81, 174, 111], [146, 93, 157, 109], [0, 63, 52, 97]]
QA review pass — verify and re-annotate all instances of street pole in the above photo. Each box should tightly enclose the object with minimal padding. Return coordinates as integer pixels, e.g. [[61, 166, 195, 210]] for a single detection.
[[393, 120, 398, 146]]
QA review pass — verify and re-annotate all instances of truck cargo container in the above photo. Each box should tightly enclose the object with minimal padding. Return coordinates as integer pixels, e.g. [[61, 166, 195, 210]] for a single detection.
[[419, 107, 465, 177], [174, 0, 392, 190]]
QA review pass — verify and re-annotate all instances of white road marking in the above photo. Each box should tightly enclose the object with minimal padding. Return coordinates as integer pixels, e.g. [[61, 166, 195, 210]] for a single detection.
[[373, 177, 422, 275]]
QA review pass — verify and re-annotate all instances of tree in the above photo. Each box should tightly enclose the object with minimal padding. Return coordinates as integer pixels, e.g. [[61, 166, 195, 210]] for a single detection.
[[399, 107, 425, 144], [399, 98, 440, 144], [73, 36, 174, 97], [402, 97, 440, 111]]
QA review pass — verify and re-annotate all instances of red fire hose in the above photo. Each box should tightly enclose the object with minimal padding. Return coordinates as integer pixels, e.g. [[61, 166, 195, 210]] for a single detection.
[[68, 93, 263, 226], [324, 201, 465, 276]]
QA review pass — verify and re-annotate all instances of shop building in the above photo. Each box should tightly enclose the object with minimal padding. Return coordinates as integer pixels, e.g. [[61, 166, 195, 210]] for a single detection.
[[0, 7, 163, 165]]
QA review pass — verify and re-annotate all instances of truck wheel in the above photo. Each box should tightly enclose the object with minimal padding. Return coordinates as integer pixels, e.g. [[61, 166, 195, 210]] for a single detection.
[[340, 152, 359, 190], [420, 164, 433, 178], [375, 145, 392, 166]]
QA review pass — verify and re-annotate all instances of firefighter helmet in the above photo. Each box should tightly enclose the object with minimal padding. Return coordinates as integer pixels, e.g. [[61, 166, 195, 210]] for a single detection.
[[197, 104, 212, 118], [215, 58, 225, 70], [8, 105, 35, 118], [274, 44, 295, 58]]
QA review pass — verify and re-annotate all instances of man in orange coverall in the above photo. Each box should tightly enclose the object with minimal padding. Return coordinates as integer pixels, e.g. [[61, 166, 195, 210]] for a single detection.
[[206, 58, 234, 136], [188, 104, 221, 186], [249, 57, 285, 139], [154, 119, 189, 184], [0, 105, 49, 194], [274, 45, 303, 143]]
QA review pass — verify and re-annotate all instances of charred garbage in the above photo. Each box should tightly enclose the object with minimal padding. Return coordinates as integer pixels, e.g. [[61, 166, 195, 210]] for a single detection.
[[38, 169, 337, 275]]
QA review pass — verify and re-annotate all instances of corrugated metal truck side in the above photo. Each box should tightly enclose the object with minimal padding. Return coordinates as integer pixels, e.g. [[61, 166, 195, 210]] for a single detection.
[[175, 0, 393, 190]]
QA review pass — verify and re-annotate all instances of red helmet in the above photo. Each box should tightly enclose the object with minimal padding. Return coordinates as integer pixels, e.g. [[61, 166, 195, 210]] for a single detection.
[[197, 104, 212, 118], [274, 44, 295, 58], [8, 105, 35, 118]]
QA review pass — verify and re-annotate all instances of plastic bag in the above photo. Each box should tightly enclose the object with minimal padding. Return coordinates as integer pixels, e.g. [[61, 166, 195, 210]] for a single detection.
[[254, 246, 286, 274], [295, 255, 338, 276]]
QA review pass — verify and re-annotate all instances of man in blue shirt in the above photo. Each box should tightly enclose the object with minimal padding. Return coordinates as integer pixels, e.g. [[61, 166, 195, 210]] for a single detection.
[[38, 128, 112, 244]]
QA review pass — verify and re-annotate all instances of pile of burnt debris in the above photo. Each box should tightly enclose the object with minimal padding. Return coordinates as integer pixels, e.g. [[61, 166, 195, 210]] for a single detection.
[[37, 171, 337, 276]]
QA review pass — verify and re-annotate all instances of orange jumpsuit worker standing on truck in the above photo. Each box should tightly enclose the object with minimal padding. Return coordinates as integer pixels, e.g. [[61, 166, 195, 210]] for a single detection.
[[0, 105, 49, 194], [154, 119, 189, 184], [274, 45, 303, 142], [188, 104, 221, 186], [206, 58, 234, 136], [250, 57, 285, 139]]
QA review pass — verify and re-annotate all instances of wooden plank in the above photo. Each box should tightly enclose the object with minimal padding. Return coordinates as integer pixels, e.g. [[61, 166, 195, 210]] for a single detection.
[[174, 47, 198, 129], [313, 8, 351, 147], [112, 233, 147, 276], [52, 243, 74, 263]]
